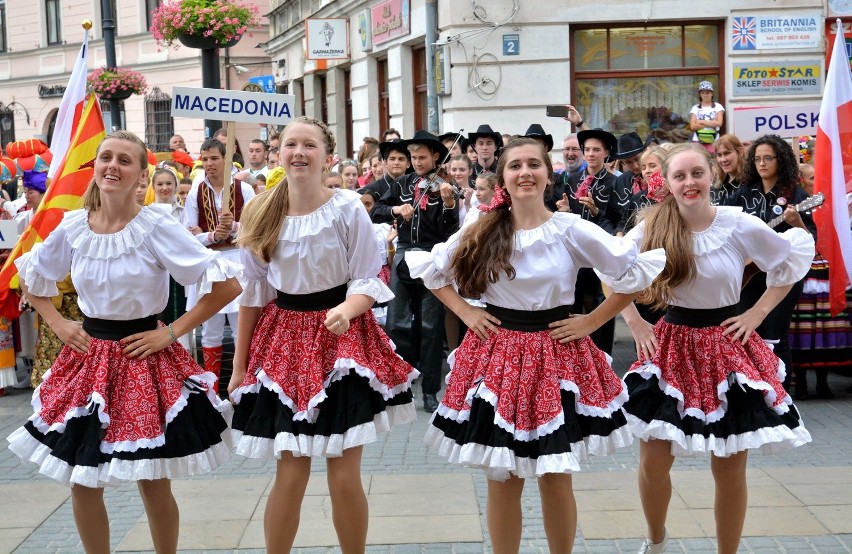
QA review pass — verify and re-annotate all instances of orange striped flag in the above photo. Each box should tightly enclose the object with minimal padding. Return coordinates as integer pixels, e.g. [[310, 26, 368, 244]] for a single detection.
[[0, 93, 106, 289]]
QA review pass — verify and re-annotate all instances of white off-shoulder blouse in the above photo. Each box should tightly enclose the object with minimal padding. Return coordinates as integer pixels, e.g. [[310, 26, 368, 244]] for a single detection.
[[239, 189, 394, 307], [15, 204, 243, 320], [624, 206, 814, 309], [405, 211, 666, 311]]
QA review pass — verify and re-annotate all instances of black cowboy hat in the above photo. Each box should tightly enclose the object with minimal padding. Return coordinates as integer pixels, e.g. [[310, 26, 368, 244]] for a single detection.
[[521, 123, 554, 152], [467, 124, 504, 150], [403, 130, 449, 161], [614, 132, 646, 160], [378, 138, 410, 161], [577, 128, 618, 157]]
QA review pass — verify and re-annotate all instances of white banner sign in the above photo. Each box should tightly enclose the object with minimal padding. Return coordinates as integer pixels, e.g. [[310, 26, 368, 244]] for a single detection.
[[0, 220, 18, 249], [731, 13, 821, 50], [171, 87, 295, 125], [305, 18, 349, 60], [732, 104, 821, 140]]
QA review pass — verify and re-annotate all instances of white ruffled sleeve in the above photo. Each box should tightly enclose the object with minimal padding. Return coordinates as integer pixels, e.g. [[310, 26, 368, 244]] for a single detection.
[[404, 232, 459, 290], [146, 209, 245, 300], [239, 248, 276, 307], [562, 216, 665, 294], [344, 201, 394, 303], [14, 211, 77, 297], [733, 214, 815, 287]]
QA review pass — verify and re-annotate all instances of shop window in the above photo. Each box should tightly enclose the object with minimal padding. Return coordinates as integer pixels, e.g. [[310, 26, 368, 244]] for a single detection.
[[377, 58, 389, 134], [45, 0, 62, 45], [144, 87, 174, 152], [572, 22, 722, 142]]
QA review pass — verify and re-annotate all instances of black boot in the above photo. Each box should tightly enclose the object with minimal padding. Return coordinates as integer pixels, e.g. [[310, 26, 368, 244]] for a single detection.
[[423, 393, 439, 413]]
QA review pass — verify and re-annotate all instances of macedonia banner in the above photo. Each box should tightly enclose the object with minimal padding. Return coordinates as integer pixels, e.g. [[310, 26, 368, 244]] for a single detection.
[[0, 93, 106, 291]]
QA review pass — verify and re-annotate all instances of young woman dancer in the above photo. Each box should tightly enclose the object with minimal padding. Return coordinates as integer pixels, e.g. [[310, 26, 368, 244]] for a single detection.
[[621, 143, 813, 554], [7, 130, 243, 553], [406, 138, 665, 553], [228, 117, 417, 554]]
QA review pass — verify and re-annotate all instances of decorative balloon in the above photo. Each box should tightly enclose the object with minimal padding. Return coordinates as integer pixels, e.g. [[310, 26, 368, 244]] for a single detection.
[[34, 151, 53, 172], [5, 139, 49, 159], [17, 150, 52, 172], [0, 157, 19, 183]]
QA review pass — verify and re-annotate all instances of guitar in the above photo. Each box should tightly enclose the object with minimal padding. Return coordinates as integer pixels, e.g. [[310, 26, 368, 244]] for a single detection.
[[741, 192, 824, 289]]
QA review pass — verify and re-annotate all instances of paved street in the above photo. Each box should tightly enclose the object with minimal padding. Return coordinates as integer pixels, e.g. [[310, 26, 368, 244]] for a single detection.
[[1, 319, 851, 553]]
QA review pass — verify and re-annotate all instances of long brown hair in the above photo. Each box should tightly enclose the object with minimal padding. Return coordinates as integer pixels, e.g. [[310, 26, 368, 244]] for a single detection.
[[238, 116, 336, 262], [636, 143, 711, 310], [713, 133, 745, 185], [83, 130, 148, 211], [451, 138, 553, 297]]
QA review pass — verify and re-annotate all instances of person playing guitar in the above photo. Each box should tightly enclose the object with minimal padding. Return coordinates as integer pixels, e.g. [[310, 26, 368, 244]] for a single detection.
[[726, 134, 816, 395]]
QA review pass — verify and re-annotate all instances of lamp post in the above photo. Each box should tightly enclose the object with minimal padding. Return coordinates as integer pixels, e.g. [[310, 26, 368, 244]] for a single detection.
[[99, 0, 122, 130], [201, 49, 222, 138]]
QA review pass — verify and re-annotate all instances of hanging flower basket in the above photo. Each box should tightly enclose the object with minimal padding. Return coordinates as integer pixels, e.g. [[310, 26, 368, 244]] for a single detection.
[[177, 32, 241, 50], [150, 0, 260, 50], [87, 67, 148, 100]]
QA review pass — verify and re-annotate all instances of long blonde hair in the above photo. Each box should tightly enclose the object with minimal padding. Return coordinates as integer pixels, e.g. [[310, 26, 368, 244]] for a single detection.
[[83, 131, 148, 211], [238, 116, 336, 262], [636, 143, 711, 310]]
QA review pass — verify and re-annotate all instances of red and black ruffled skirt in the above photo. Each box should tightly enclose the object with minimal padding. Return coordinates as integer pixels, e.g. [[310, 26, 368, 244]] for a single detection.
[[623, 305, 811, 456], [230, 285, 418, 459], [6, 316, 233, 488], [425, 304, 632, 481]]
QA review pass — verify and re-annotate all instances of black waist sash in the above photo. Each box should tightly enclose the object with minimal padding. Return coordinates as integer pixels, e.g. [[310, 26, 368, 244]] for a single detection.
[[83, 315, 159, 341], [276, 284, 347, 312], [484, 304, 572, 332], [663, 305, 738, 328]]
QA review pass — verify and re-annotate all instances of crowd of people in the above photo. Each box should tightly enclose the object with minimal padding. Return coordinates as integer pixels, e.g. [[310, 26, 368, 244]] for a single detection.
[[1, 78, 845, 553]]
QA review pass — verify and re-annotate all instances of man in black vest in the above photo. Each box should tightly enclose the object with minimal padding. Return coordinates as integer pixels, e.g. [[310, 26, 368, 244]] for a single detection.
[[372, 131, 458, 412], [183, 138, 254, 393]]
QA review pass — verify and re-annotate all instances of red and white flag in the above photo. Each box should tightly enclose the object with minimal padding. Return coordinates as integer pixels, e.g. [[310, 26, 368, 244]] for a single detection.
[[47, 29, 90, 179], [813, 19, 852, 315]]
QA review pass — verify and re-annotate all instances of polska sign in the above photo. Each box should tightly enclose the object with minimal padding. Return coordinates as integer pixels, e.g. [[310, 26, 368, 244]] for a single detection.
[[171, 87, 295, 125], [732, 104, 821, 140]]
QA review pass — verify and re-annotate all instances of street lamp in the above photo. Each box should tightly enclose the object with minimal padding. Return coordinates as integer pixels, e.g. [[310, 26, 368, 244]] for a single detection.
[[99, 0, 121, 130]]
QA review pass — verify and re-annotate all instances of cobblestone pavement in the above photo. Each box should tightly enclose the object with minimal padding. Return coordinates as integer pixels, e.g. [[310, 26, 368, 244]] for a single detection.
[[1, 320, 851, 553]]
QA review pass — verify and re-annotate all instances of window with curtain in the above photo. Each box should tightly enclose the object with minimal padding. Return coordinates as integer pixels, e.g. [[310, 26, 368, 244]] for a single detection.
[[45, 0, 62, 45], [145, 0, 161, 31], [572, 23, 723, 142]]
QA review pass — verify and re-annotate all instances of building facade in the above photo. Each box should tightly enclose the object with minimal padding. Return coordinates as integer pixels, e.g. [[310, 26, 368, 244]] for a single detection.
[[0, 0, 269, 155], [266, 0, 846, 159], [1, 1, 850, 160]]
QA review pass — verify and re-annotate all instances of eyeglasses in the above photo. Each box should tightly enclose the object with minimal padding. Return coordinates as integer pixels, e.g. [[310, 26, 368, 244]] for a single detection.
[[562, 147, 581, 152], [755, 156, 777, 164]]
